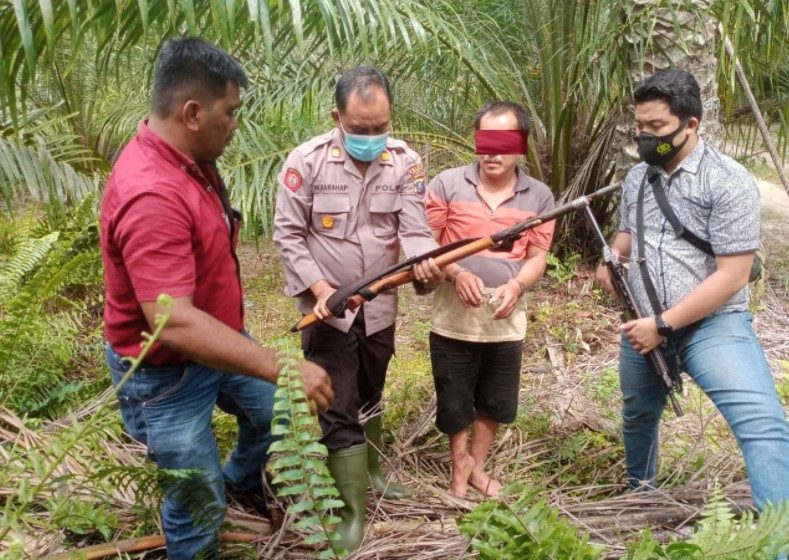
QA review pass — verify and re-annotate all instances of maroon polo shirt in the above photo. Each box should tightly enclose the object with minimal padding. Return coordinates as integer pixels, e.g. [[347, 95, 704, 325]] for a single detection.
[[101, 121, 243, 364]]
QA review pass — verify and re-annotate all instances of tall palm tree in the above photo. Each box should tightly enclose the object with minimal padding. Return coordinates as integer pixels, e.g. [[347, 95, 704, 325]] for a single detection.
[[605, 0, 723, 193]]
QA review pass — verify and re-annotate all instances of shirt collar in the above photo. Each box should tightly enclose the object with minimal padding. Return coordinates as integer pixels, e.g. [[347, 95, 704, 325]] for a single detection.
[[463, 161, 531, 192], [136, 119, 221, 186], [136, 119, 199, 169], [664, 137, 705, 177], [327, 127, 394, 166]]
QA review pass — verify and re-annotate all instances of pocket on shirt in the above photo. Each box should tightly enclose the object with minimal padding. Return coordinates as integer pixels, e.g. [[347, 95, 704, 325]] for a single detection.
[[370, 193, 402, 237], [313, 194, 350, 240]]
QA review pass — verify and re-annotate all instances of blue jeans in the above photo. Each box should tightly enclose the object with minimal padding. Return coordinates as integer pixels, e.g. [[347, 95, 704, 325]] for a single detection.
[[106, 343, 277, 560], [620, 311, 789, 510]]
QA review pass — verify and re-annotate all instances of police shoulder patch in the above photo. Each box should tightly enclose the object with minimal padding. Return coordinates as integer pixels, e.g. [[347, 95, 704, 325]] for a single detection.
[[284, 168, 303, 192], [406, 162, 426, 182]]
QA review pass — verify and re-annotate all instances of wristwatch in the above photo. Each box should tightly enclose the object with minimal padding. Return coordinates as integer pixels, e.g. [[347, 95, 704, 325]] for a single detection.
[[655, 314, 674, 337]]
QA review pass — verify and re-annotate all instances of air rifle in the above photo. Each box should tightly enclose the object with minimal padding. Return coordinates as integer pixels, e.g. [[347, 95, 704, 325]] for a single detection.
[[290, 183, 620, 333]]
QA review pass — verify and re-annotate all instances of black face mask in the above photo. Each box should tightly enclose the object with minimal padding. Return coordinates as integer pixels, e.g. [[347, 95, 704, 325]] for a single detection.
[[634, 122, 689, 167]]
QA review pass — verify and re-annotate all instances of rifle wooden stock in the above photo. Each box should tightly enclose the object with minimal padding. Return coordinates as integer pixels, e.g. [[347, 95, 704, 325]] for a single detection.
[[290, 237, 496, 331], [290, 184, 619, 333]]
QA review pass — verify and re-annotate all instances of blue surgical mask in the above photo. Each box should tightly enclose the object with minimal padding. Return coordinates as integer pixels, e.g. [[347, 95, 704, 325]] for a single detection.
[[339, 120, 389, 162]]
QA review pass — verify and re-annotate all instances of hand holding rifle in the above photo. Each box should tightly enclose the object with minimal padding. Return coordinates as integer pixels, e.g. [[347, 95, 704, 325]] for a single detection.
[[586, 205, 684, 416], [290, 184, 621, 333]]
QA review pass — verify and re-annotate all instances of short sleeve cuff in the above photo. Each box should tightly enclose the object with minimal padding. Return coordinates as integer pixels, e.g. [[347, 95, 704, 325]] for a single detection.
[[134, 283, 195, 302], [711, 243, 759, 256], [285, 267, 325, 297]]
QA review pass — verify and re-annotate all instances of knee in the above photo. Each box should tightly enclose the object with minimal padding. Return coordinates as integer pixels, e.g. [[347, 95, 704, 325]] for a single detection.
[[161, 467, 227, 521], [728, 409, 789, 444], [436, 400, 473, 435], [621, 398, 663, 429], [149, 427, 219, 472]]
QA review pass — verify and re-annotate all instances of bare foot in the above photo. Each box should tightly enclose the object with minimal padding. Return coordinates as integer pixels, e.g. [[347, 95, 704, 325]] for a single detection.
[[450, 453, 476, 498], [468, 469, 503, 498]]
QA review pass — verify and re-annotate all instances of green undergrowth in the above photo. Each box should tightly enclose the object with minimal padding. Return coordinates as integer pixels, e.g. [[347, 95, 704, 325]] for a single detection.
[[2, 230, 784, 556], [460, 483, 789, 559], [0, 199, 106, 418], [1, 296, 173, 557]]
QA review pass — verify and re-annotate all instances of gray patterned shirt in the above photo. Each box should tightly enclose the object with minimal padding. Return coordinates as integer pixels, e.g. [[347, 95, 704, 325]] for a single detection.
[[618, 138, 759, 316]]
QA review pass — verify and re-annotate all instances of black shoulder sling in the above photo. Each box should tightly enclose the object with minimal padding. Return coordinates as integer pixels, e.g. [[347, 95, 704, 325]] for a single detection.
[[635, 168, 693, 375], [635, 168, 666, 317]]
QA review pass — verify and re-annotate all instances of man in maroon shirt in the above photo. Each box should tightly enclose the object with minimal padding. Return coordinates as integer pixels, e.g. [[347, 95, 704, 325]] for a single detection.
[[101, 37, 332, 560]]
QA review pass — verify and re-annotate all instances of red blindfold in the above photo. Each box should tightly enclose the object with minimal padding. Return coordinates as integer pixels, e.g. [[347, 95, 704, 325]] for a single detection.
[[475, 130, 528, 155]]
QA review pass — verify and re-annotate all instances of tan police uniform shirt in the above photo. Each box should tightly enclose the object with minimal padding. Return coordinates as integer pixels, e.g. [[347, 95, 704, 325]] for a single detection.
[[274, 128, 437, 335]]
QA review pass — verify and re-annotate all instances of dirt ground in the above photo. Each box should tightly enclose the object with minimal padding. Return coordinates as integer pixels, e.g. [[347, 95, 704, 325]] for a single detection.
[[758, 179, 789, 300]]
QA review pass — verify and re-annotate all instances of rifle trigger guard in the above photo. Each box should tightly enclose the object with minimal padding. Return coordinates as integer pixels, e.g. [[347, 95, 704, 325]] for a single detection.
[[490, 236, 516, 253]]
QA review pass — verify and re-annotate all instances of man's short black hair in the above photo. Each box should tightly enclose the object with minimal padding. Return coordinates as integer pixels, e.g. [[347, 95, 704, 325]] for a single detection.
[[474, 101, 531, 132], [151, 37, 248, 117], [335, 66, 392, 113], [633, 69, 703, 122]]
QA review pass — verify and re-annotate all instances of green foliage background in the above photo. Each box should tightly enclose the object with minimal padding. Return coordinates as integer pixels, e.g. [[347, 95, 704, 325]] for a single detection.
[[0, 0, 787, 557]]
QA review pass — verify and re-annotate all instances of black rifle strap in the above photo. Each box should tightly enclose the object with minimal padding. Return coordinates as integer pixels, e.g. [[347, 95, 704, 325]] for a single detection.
[[647, 171, 714, 257], [636, 168, 665, 316], [637, 167, 700, 373]]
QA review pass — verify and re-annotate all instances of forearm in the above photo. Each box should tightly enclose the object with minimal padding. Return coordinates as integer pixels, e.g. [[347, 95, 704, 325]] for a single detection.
[[274, 232, 324, 296], [514, 243, 549, 290], [515, 253, 547, 290], [309, 278, 334, 299], [432, 228, 462, 280], [662, 269, 749, 330], [273, 189, 322, 295], [611, 231, 632, 259], [150, 303, 280, 383]]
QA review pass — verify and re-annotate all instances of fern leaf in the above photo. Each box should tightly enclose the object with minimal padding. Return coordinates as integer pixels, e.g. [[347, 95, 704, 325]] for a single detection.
[[0, 231, 58, 301], [689, 483, 740, 556]]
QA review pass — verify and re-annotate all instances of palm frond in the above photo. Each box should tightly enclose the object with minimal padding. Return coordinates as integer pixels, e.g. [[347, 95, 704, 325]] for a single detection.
[[0, 131, 101, 214]]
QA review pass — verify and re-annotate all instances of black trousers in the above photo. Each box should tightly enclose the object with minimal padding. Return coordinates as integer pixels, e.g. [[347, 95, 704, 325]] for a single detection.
[[301, 309, 395, 451], [429, 332, 523, 435]]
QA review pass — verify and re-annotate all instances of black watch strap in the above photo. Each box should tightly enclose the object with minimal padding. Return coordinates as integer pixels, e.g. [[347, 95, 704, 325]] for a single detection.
[[655, 314, 674, 337]]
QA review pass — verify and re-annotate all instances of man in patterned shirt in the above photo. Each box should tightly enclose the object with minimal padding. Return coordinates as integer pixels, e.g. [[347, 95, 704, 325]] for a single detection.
[[596, 69, 789, 510]]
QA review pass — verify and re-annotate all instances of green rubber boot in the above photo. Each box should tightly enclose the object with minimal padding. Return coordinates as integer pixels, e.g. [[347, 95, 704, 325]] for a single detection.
[[326, 443, 368, 553], [363, 416, 412, 499]]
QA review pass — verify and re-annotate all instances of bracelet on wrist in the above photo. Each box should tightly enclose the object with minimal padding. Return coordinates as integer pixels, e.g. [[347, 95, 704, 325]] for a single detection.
[[449, 267, 468, 284], [511, 278, 526, 297]]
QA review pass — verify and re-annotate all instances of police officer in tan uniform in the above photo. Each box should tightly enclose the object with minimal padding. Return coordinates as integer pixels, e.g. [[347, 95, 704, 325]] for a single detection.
[[274, 65, 441, 551]]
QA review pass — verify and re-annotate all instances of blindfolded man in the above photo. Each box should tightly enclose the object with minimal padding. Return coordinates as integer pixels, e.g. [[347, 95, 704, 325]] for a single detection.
[[426, 101, 555, 498]]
